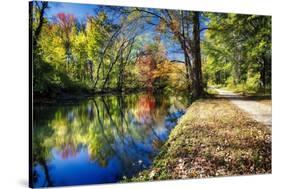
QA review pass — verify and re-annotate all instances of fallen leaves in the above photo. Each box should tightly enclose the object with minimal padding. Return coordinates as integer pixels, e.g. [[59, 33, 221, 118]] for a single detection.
[[128, 99, 271, 182]]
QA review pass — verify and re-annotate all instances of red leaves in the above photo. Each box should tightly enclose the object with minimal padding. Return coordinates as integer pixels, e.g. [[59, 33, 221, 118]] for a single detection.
[[55, 13, 76, 36], [136, 53, 157, 88], [135, 94, 156, 124]]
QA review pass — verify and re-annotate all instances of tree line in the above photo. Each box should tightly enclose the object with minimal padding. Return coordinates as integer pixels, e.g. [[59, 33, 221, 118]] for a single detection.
[[203, 13, 271, 93], [30, 2, 271, 99]]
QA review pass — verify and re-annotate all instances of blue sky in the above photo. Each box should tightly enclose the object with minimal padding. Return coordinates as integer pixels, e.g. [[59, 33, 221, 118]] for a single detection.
[[45, 1, 185, 61], [46, 2, 99, 22]]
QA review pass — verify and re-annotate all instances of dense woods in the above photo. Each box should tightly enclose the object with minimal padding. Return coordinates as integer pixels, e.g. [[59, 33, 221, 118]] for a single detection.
[[30, 2, 272, 187], [30, 2, 271, 98], [203, 13, 271, 93]]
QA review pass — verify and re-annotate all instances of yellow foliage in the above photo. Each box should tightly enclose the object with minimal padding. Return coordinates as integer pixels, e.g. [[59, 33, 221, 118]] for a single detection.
[[152, 60, 188, 90]]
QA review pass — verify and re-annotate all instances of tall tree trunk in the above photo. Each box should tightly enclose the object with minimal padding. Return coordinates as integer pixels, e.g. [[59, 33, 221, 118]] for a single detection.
[[88, 60, 93, 81], [93, 28, 122, 90], [191, 12, 203, 97], [233, 60, 240, 85], [32, 2, 48, 50], [180, 11, 193, 91], [260, 56, 267, 92], [182, 47, 193, 90], [102, 41, 126, 90], [118, 59, 124, 90]]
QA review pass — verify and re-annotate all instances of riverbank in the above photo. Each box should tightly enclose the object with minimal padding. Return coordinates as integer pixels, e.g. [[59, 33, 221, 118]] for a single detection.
[[127, 98, 271, 182], [33, 87, 152, 105]]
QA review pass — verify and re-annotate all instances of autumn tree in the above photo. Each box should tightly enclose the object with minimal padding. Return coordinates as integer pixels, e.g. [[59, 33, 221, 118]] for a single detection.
[[54, 13, 76, 67], [120, 8, 205, 98]]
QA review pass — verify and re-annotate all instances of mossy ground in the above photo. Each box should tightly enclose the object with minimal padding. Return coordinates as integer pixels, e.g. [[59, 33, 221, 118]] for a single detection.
[[126, 99, 271, 182]]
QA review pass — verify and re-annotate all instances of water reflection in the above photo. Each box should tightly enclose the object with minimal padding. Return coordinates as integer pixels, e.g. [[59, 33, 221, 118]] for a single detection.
[[32, 92, 189, 187]]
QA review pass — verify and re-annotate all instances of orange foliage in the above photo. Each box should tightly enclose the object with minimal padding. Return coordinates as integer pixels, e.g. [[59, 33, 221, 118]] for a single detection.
[[134, 93, 156, 124], [136, 53, 157, 88]]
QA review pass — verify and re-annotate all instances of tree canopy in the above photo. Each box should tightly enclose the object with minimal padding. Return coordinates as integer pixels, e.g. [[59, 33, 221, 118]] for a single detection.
[[203, 13, 271, 93], [30, 2, 271, 98]]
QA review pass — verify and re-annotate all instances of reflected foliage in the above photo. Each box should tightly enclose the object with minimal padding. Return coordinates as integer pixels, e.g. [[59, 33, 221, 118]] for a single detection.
[[32, 92, 189, 187]]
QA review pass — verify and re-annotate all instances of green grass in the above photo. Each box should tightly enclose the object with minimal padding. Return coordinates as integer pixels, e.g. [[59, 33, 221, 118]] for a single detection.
[[206, 88, 219, 95], [126, 99, 271, 182], [224, 84, 271, 96]]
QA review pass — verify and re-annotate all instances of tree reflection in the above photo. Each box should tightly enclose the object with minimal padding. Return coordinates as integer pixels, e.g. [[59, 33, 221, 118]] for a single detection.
[[134, 93, 156, 124], [32, 92, 189, 186], [32, 125, 54, 187]]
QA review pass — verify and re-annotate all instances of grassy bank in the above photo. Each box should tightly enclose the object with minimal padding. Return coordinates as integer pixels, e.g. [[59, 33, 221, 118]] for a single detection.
[[128, 99, 271, 182]]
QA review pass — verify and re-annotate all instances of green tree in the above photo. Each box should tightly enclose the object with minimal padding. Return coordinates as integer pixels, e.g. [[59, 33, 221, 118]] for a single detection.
[[203, 13, 271, 93]]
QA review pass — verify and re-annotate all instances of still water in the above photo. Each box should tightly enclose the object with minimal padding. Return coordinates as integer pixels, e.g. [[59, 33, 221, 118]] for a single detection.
[[32, 92, 189, 187]]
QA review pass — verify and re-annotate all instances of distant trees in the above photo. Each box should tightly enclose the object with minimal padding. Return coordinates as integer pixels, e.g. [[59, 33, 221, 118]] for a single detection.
[[136, 49, 158, 89], [125, 8, 204, 98], [203, 14, 271, 93], [30, 3, 271, 97]]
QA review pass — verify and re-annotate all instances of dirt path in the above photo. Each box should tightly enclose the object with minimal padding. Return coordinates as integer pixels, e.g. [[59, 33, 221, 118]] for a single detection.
[[214, 88, 272, 126]]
